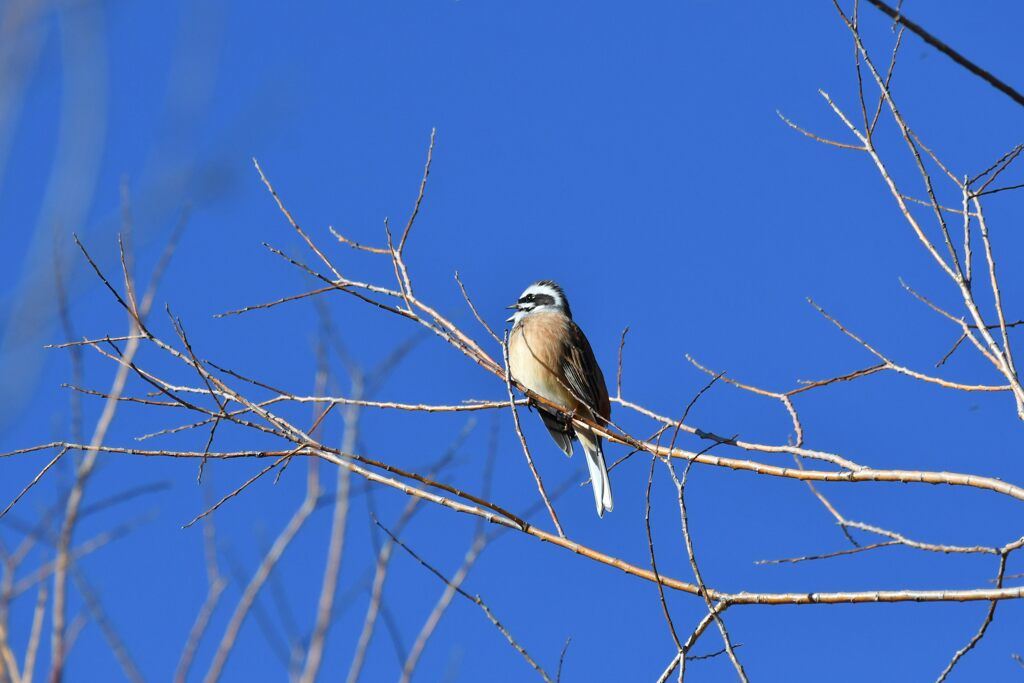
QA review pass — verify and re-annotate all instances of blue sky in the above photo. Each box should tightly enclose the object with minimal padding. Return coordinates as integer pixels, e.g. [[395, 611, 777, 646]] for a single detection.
[[2, 1, 1024, 680]]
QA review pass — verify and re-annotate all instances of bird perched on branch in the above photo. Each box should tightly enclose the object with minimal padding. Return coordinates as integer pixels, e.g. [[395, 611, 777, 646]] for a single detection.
[[506, 280, 613, 517]]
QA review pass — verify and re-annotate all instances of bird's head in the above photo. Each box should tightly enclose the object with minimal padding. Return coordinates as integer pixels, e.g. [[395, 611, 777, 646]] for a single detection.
[[506, 280, 572, 324]]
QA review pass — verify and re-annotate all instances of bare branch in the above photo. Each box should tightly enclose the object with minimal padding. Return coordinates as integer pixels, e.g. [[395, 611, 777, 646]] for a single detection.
[[253, 158, 342, 281], [776, 109, 866, 150]]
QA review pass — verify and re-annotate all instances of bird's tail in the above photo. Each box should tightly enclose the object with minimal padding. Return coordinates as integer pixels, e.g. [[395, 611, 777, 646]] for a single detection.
[[580, 432, 613, 517]]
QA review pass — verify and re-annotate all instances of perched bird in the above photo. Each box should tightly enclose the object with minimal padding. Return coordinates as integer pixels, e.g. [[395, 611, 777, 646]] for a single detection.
[[506, 280, 613, 516]]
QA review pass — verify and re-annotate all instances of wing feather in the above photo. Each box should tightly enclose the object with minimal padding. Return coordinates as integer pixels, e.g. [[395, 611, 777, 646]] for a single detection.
[[560, 322, 611, 422]]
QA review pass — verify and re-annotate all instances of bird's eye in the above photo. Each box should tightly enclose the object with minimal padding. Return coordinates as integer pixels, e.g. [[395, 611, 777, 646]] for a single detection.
[[526, 294, 535, 301]]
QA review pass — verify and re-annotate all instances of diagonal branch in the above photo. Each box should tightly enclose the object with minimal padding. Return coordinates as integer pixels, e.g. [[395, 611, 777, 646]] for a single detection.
[[865, 0, 1024, 108]]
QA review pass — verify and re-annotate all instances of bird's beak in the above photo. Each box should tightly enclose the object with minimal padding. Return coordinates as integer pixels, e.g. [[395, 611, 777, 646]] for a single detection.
[[505, 303, 521, 324]]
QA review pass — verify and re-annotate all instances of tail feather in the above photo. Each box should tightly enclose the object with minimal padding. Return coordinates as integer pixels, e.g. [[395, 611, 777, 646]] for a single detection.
[[580, 433, 613, 517], [539, 409, 574, 457]]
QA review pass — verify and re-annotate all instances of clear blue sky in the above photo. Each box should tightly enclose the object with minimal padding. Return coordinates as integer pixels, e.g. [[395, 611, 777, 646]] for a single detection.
[[2, 1, 1023, 680]]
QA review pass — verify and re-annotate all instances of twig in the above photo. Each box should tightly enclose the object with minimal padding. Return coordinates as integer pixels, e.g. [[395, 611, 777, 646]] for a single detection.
[[757, 541, 897, 565], [183, 455, 290, 529], [501, 333, 563, 536], [645, 454, 681, 651], [776, 108, 867, 150], [455, 272, 501, 345], [808, 298, 1010, 392], [615, 327, 629, 399], [935, 553, 1008, 682], [375, 519, 554, 683], [329, 226, 390, 254], [665, 454, 747, 681], [1, 448, 70, 519], [845, 520, 998, 556], [399, 534, 487, 683], [555, 638, 571, 682], [398, 128, 436, 253], [790, 454, 860, 548], [253, 158, 342, 281]]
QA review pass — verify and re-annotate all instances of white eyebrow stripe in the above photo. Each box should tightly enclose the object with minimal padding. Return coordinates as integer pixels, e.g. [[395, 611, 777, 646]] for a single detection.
[[513, 281, 571, 320], [521, 283, 562, 305]]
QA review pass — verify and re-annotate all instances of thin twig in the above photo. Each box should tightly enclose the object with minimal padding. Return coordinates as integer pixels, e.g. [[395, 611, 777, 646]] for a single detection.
[[935, 553, 1008, 682], [665, 454, 747, 681], [501, 333, 563, 536], [253, 158, 342, 281], [615, 327, 629, 399], [455, 271, 501, 345], [398, 128, 436, 253], [645, 453, 681, 651], [399, 534, 487, 683], [757, 541, 897, 565], [375, 519, 553, 683]]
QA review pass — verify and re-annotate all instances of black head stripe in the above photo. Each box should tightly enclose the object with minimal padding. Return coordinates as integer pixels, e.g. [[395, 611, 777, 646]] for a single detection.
[[535, 280, 565, 298], [532, 280, 572, 319]]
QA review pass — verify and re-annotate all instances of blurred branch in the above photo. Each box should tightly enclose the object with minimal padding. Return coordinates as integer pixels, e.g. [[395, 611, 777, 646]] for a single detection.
[[345, 425, 471, 683], [21, 581, 46, 683], [865, 0, 1024, 108], [50, 220, 181, 681], [71, 569, 144, 683], [174, 484, 227, 683], [401, 419, 498, 683], [399, 534, 487, 683], [202, 419, 324, 682]]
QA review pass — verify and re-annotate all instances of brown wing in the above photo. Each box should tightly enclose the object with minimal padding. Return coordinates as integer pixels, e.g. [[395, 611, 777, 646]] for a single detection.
[[560, 322, 611, 422]]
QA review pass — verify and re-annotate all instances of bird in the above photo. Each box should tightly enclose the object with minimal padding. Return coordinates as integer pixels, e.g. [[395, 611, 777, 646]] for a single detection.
[[506, 280, 613, 517]]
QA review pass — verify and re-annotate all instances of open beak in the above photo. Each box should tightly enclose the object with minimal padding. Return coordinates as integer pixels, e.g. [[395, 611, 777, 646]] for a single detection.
[[505, 303, 521, 324]]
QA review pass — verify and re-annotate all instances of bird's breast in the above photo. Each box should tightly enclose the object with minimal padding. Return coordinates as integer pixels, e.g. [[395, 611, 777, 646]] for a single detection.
[[509, 313, 575, 409]]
